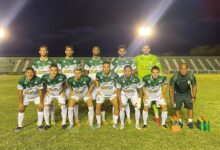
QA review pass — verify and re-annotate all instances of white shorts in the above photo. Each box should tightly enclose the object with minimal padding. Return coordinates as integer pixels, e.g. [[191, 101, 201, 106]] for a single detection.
[[23, 96, 40, 106], [96, 92, 117, 104], [121, 92, 139, 106], [44, 94, 66, 105], [65, 87, 71, 99], [144, 97, 166, 107], [70, 91, 90, 102]]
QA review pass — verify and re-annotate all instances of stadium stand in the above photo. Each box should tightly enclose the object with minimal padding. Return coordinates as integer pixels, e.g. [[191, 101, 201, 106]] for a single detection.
[[0, 57, 219, 74]]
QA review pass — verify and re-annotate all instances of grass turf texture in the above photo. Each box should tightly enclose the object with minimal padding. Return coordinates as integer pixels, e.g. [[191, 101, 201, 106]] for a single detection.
[[0, 75, 219, 150]]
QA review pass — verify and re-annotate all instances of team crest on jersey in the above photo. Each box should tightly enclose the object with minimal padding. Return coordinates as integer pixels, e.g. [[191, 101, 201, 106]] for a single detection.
[[188, 80, 191, 85], [58, 78, 63, 81]]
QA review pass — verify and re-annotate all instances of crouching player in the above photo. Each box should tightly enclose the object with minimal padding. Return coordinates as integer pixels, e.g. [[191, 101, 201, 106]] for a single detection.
[[67, 68, 95, 129], [89, 61, 119, 128], [42, 64, 67, 130], [16, 67, 44, 132], [116, 65, 143, 130], [142, 66, 168, 129]]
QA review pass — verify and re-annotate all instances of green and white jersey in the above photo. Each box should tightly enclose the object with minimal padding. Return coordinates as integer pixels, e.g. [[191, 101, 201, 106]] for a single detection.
[[170, 71, 196, 96], [57, 57, 81, 79], [111, 57, 136, 77], [42, 74, 66, 96], [67, 76, 91, 94], [32, 58, 55, 78], [17, 76, 43, 98], [84, 57, 104, 80], [133, 54, 162, 80], [143, 74, 168, 99], [96, 71, 119, 96], [116, 75, 143, 95]]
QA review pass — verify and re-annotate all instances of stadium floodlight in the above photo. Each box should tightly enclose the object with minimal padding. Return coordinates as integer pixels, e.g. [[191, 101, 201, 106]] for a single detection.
[[138, 27, 152, 37], [0, 28, 5, 39]]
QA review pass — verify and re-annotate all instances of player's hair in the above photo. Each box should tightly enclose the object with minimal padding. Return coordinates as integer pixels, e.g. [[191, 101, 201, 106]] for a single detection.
[[179, 63, 188, 68], [124, 65, 132, 70], [25, 67, 35, 72], [103, 61, 110, 66], [151, 66, 160, 72], [118, 45, 126, 50], [50, 64, 58, 69], [39, 45, 48, 50], [92, 46, 100, 51], [74, 67, 82, 72], [65, 45, 73, 50]]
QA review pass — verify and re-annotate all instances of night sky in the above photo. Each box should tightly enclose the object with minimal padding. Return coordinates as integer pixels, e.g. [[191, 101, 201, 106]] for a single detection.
[[0, 0, 220, 57]]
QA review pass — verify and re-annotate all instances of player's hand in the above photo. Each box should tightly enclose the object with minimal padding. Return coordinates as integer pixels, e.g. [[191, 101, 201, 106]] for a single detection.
[[190, 98, 195, 104]]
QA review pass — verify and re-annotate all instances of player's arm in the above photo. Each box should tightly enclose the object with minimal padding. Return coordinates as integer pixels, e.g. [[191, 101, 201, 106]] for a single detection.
[[84, 60, 90, 76], [169, 76, 175, 107], [18, 90, 23, 106], [87, 80, 96, 97], [154, 56, 163, 71], [116, 80, 122, 107], [190, 74, 197, 104], [161, 77, 168, 99]]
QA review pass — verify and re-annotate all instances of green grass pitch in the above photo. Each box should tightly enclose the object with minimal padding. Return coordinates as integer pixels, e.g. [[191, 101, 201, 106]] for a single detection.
[[0, 75, 219, 149]]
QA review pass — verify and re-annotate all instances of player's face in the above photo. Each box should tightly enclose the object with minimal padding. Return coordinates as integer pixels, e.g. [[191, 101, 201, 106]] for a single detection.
[[50, 67, 58, 79], [124, 67, 132, 78], [179, 65, 188, 76], [92, 47, 100, 56], [118, 48, 126, 57], [151, 69, 159, 79], [39, 47, 48, 57], [103, 64, 110, 74], [74, 70, 82, 80], [25, 70, 34, 80], [65, 47, 73, 57], [142, 45, 151, 54]]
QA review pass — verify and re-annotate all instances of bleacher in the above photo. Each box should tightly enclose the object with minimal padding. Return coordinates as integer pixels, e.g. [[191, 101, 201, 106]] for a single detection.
[[0, 56, 220, 75]]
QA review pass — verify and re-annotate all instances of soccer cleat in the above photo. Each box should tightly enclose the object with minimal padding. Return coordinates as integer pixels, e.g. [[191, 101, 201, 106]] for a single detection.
[[119, 123, 124, 130], [51, 120, 56, 126], [161, 125, 168, 130], [89, 125, 96, 130], [102, 119, 108, 125], [68, 125, 74, 130], [38, 126, 44, 131], [75, 120, 81, 127], [44, 125, 51, 130], [187, 122, 194, 129], [179, 122, 184, 128], [96, 124, 101, 129], [143, 125, 148, 129], [62, 124, 67, 129], [15, 127, 22, 132], [126, 119, 132, 125], [113, 124, 119, 129], [153, 116, 160, 125], [135, 125, 141, 130]]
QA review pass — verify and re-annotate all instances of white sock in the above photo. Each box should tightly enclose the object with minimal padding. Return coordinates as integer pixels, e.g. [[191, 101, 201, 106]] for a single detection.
[[188, 119, 193, 123], [88, 107, 94, 125], [179, 119, 182, 123], [61, 105, 67, 125], [113, 115, 118, 125], [143, 110, 148, 125], [161, 111, 168, 125], [96, 115, 101, 125], [74, 104, 79, 121], [50, 104, 55, 121], [125, 103, 130, 120], [120, 108, 125, 124], [18, 112, 24, 127], [37, 111, 43, 126], [101, 111, 105, 121], [44, 106, 50, 125], [68, 107, 74, 126], [135, 108, 140, 126]]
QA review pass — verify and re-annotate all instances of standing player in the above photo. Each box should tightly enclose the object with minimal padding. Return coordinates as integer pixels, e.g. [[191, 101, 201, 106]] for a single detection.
[[32, 45, 56, 125], [15, 67, 44, 132], [116, 65, 143, 130], [142, 66, 168, 129], [57, 45, 81, 126], [67, 68, 95, 129], [169, 63, 197, 129], [42, 64, 67, 130], [133, 45, 163, 125], [88, 61, 119, 128], [111, 45, 136, 124], [84, 46, 107, 124]]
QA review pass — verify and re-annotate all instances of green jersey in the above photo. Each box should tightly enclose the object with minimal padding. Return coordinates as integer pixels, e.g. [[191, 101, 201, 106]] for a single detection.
[[133, 54, 162, 80], [111, 57, 136, 77], [57, 57, 81, 78], [17, 76, 43, 97], [67, 76, 91, 94], [143, 74, 168, 99], [32, 58, 55, 78], [96, 71, 119, 96], [42, 74, 66, 96], [116, 75, 142, 94], [84, 57, 104, 80], [170, 72, 196, 96]]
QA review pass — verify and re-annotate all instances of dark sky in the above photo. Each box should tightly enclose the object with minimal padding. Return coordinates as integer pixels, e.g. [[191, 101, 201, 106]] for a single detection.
[[0, 0, 220, 56]]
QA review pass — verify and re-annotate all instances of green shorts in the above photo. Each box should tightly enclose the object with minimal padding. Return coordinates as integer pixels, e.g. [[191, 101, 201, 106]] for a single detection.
[[174, 94, 193, 110]]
